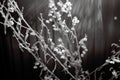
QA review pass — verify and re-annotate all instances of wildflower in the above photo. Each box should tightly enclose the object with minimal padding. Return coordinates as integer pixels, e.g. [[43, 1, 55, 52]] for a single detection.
[[48, 13, 52, 17], [48, 10, 54, 17], [53, 28, 59, 31], [60, 55, 66, 59], [58, 44, 64, 48], [114, 16, 117, 20], [56, 11, 61, 21], [46, 20, 50, 23], [39, 64, 43, 68], [30, 32, 36, 36], [81, 54, 84, 57], [67, 12, 72, 17], [61, 0, 72, 13], [33, 65, 37, 69], [44, 76, 49, 80], [57, 1, 63, 7], [49, 0, 57, 11], [50, 42, 55, 49], [81, 51, 86, 57], [54, 47, 58, 52], [32, 46, 38, 51], [44, 75, 53, 80], [8, 20, 14, 26], [58, 51, 62, 55], [48, 38, 52, 42], [8, 2, 15, 13], [71, 27, 75, 31], [112, 70, 118, 78], [44, 44, 48, 48], [61, 50, 66, 53], [79, 34, 87, 45], [65, 29, 69, 33], [58, 38, 62, 42], [53, 26, 59, 31], [53, 15, 56, 18], [8, 7, 14, 12], [68, 65, 71, 68], [49, 18, 53, 22], [52, 24, 56, 27], [72, 16, 80, 26], [43, 67, 47, 71], [61, 20, 66, 28], [35, 62, 40, 66], [49, 0, 55, 8], [18, 17, 22, 24]]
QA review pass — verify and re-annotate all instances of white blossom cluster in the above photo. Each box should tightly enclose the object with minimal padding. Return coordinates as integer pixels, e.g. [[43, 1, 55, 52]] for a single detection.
[[79, 34, 88, 57], [72, 16, 80, 26], [57, 0, 72, 15], [47, 0, 73, 23]]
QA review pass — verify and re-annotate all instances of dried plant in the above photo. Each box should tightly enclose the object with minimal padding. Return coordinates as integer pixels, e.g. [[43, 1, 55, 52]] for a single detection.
[[0, 0, 120, 80]]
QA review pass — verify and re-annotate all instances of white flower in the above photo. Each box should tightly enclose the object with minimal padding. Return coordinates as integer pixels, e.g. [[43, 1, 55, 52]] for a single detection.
[[79, 34, 87, 45], [49, 0, 57, 12], [39, 64, 43, 68], [58, 51, 62, 55], [61, 0, 72, 13], [30, 32, 36, 36], [61, 50, 65, 53], [52, 24, 56, 27], [9, 20, 14, 26], [49, 10, 54, 14], [56, 11, 61, 20], [9, 7, 14, 12], [48, 38, 52, 42], [114, 16, 117, 20], [54, 47, 58, 52], [35, 62, 39, 66], [82, 51, 86, 55], [68, 65, 71, 68], [49, 0, 55, 8], [112, 70, 118, 78], [8, 2, 15, 13], [48, 13, 52, 17], [71, 27, 75, 31], [72, 16, 80, 26], [60, 55, 65, 59], [33, 66, 37, 69], [58, 38, 62, 42], [44, 75, 53, 80], [46, 20, 50, 23], [34, 46, 38, 51], [57, 1, 63, 7], [81, 54, 84, 57], [68, 12, 72, 17], [58, 44, 64, 48], [50, 43, 55, 49], [65, 29, 69, 33], [49, 18, 53, 22]]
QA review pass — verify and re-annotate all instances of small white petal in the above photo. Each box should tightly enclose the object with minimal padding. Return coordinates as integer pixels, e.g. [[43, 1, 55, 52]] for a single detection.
[[46, 20, 50, 23], [33, 66, 37, 69], [30, 32, 36, 36]]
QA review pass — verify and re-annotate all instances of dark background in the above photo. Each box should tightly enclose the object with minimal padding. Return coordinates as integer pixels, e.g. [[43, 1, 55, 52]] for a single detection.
[[1, 0, 120, 80]]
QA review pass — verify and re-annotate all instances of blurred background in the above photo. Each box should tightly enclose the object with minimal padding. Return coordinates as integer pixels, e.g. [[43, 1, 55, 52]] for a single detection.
[[1, 0, 120, 80]]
